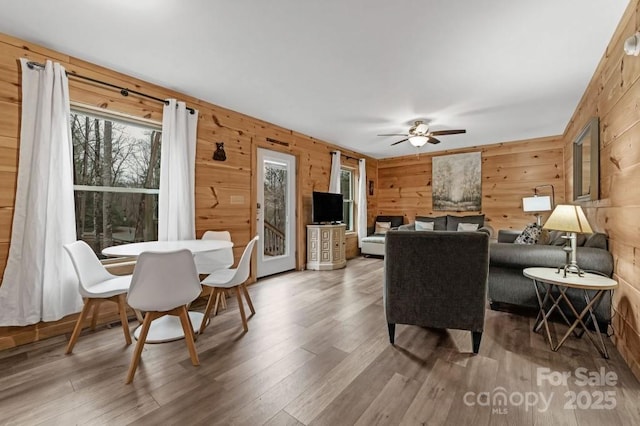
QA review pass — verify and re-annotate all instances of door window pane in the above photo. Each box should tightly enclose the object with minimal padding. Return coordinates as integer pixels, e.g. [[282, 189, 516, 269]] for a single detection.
[[263, 161, 287, 257]]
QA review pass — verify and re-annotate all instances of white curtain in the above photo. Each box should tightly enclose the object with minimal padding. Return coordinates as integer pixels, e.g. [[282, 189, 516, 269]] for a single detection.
[[0, 59, 81, 325], [357, 159, 367, 248], [158, 99, 198, 241], [329, 151, 341, 194]]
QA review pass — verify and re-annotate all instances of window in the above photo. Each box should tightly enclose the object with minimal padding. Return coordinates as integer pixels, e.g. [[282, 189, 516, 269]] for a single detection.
[[71, 109, 162, 255], [340, 168, 354, 232]]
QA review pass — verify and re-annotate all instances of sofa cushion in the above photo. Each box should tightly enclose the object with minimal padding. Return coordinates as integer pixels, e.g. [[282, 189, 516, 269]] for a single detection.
[[446, 214, 485, 231], [361, 235, 386, 244], [514, 223, 542, 245], [585, 233, 608, 249], [415, 215, 447, 230], [375, 221, 391, 235], [490, 243, 613, 274]]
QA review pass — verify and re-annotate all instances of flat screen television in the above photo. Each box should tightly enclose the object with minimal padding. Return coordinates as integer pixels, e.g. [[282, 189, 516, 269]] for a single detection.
[[312, 191, 343, 224]]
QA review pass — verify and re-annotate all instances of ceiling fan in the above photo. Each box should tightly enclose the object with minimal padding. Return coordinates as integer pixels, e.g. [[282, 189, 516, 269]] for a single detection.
[[378, 120, 466, 147]]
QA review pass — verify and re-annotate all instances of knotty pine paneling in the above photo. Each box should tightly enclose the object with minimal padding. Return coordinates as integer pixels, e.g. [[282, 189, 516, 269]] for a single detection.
[[0, 32, 378, 349], [562, 0, 640, 379], [377, 136, 565, 233]]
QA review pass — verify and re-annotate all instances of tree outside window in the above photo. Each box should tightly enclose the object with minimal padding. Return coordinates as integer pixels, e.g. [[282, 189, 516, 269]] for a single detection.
[[71, 110, 161, 256], [340, 168, 354, 231]]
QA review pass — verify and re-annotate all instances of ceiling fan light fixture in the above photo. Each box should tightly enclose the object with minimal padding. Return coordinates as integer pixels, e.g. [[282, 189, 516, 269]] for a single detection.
[[415, 122, 429, 134], [409, 135, 428, 147]]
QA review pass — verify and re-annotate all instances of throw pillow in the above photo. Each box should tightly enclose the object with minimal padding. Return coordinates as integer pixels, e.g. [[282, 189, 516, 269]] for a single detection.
[[415, 220, 435, 231], [576, 233, 587, 246], [415, 215, 447, 230], [457, 222, 479, 231], [548, 230, 566, 246], [535, 229, 551, 245], [548, 230, 587, 246], [374, 221, 392, 235], [514, 224, 542, 245], [375, 216, 404, 228]]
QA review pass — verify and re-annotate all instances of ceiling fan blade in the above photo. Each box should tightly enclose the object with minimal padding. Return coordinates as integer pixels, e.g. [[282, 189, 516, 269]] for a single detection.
[[378, 133, 409, 137], [428, 136, 442, 144], [429, 129, 466, 136], [391, 138, 409, 146]]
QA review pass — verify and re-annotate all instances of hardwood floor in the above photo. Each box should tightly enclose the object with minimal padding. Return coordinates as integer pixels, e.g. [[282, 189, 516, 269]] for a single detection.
[[1, 257, 639, 425]]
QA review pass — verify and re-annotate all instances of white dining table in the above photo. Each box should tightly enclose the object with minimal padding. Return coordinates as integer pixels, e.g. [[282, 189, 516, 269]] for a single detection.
[[102, 239, 233, 343]]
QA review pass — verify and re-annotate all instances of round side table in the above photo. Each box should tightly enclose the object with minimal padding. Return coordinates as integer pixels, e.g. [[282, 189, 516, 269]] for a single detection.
[[523, 267, 617, 358]]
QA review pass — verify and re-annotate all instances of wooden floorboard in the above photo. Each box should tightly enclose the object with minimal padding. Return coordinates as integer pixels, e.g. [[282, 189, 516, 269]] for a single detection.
[[0, 256, 639, 425]]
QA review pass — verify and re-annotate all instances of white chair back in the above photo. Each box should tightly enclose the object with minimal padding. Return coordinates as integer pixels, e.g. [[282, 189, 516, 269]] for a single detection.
[[63, 241, 114, 297], [228, 235, 259, 286], [128, 249, 201, 312], [194, 230, 235, 274]]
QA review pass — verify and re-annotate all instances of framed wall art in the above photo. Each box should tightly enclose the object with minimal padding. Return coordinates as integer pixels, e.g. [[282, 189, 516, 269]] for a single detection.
[[432, 151, 481, 211]]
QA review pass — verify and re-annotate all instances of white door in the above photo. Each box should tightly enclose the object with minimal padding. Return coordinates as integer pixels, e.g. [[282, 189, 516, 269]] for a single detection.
[[257, 148, 296, 278]]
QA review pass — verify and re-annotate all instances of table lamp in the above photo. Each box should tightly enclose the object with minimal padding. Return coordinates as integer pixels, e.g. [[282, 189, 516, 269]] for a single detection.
[[543, 204, 593, 277], [522, 195, 552, 226]]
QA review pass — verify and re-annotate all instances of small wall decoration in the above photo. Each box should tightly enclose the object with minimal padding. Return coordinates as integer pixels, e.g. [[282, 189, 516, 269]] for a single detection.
[[432, 151, 481, 211], [573, 117, 599, 202], [213, 142, 226, 161], [368, 180, 374, 196]]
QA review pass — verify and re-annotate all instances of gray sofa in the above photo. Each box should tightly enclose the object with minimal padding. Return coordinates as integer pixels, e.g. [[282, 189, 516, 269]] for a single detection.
[[361, 215, 404, 256], [398, 214, 494, 237], [384, 230, 490, 353], [489, 229, 614, 324]]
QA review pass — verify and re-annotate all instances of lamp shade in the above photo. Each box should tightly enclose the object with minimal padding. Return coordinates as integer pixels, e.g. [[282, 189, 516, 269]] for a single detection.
[[542, 204, 593, 234], [522, 195, 552, 212], [409, 135, 428, 147]]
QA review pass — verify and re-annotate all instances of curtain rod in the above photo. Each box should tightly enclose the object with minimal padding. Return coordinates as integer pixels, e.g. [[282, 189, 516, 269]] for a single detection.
[[330, 151, 361, 161], [26, 61, 195, 114]]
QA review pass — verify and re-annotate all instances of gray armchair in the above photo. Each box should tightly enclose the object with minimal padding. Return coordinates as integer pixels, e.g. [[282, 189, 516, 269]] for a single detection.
[[384, 230, 490, 353]]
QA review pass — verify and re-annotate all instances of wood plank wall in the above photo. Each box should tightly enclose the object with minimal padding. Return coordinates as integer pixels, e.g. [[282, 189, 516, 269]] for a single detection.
[[562, 0, 640, 379], [376, 137, 566, 234], [0, 32, 378, 349]]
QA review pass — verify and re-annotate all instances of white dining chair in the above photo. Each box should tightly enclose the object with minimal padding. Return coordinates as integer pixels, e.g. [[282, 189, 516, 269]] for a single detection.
[[63, 241, 132, 354], [193, 230, 235, 274], [194, 230, 235, 312], [125, 249, 202, 384], [199, 235, 259, 334]]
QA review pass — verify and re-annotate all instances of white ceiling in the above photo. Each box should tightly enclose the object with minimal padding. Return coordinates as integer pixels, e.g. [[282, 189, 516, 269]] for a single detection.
[[0, 0, 629, 159]]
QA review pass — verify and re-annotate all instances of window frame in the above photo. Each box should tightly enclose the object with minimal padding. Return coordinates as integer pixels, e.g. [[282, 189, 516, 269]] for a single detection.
[[340, 167, 355, 232], [70, 104, 162, 252]]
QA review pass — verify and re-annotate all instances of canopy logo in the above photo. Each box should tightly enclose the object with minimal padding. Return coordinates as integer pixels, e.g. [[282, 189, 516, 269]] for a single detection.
[[463, 387, 552, 414], [463, 367, 618, 414]]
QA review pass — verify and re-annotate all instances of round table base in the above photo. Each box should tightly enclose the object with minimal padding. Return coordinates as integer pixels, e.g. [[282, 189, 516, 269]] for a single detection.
[[133, 311, 206, 343]]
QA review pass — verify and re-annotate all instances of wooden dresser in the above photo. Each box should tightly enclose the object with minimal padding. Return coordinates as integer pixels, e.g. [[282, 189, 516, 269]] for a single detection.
[[306, 224, 346, 270]]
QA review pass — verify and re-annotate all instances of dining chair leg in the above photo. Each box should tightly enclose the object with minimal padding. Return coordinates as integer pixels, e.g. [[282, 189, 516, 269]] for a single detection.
[[90, 301, 100, 331], [235, 286, 248, 332], [199, 289, 217, 335], [220, 291, 228, 310], [213, 290, 222, 316], [126, 311, 156, 384], [178, 306, 200, 366], [242, 283, 255, 315], [65, 299, 94, 354], [117, 294, 132, 345], [134, 309, 144, 324]]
